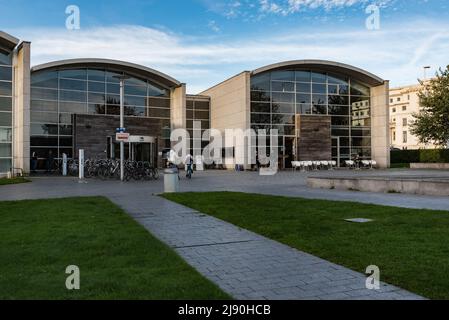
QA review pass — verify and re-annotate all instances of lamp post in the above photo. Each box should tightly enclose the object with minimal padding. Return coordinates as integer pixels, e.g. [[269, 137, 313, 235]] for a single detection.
[[113, 75, 130, 182], [423, 66, 431, 81]]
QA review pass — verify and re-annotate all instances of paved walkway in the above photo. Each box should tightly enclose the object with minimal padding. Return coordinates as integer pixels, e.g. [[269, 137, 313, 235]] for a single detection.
[[0, 171, 440, 300]]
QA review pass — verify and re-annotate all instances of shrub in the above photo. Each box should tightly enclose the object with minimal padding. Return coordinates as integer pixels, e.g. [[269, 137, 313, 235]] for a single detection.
[[391, 149, 449, 164]]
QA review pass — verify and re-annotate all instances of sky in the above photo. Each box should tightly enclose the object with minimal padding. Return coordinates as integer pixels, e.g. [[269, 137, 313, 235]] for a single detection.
[[1, 0, 449, 93]]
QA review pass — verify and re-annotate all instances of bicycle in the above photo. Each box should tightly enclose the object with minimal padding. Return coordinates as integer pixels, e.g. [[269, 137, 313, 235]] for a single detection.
[[186, 163, 193, 179]]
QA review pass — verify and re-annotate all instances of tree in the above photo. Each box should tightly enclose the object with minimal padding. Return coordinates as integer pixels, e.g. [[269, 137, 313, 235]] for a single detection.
[[411, 66, 449, 148]]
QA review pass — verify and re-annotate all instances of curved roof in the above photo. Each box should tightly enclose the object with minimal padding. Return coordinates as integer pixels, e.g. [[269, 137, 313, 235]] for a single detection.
[[31, 58, 181, 89], [251, 60, 385, 86], [0, 31, 19, 52]]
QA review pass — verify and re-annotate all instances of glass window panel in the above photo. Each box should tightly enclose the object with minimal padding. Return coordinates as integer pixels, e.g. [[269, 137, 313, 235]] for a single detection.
[[0, 159, 12, 173], [31, 112, 58, 123], [88, 81, 105, 93], [352, 116, 371, 127], [296, 94, 311, 104], [328, 105, 349, 115], [106, 94, 121, 105], [31, 71, 58, 88], [148, 108, 170, 118], [106, 105, 120, 115], [251, 102, 270, 113], [331, 128, 349, 136], [297, 103, 311, 114], [0, 81, 12, 96], [312, 72, 327, 83], [59, 136, 73, 147], [87, 69, 106, 82], [352, 137, 371, 147], [0, 112, 12, 126], [328, 95, 349, 105], [88, 92, 105, 104], [59, 148, 73, 159], [351, 128, 371, 136], [351, 96, 370, 106], [295, 71, 311, 82], [31, 124, 58, 135], [251, 113, 271, 124], [0, 51, 12, 65], [272, 92, 294, 104], [0, 66, 12, 81], [272, 103, 295, 114], [60, 90, 87, 102], [88, 104, 106, 115], [59, 125, 72, 135], [148, 97, 170, 108], [251, 91, 271, 102], [0, 97, 12, 112], [126, 77, 147, 87], [106, 71, 122, 83], [31, 88, 58, 100], [339, 137, 350, 147], [186, 109, 193, 119], [31, 100, 58, 112], [31, 136, 59, 147], [125, 85, 147, 96], [312, 94, 327, 105], [0, 143, 11, 157], [312, 84, 327, 94], [59, 102, 87, 113], [272, 81, 294, 92], [351, 82, 370, 96], [195, 101, 210, 110], [186, 120, 193, 129], [130, 106, 146, 117], [0, 128, 12, 142], [60, 79, 87, 91], [313, 105, 327, 114], [125, 95, 146, 106], [271, 70, 294, 81], [332, 116, 350, 126], [194, 110, 209, 120], [297, 82, 311, 93], [272, 114, 295, 125], [186, 100, 194, 109], [148, 83, 169, 97], [328, 84, 339, 95], [107, 83, 120, 94], [339, 85, 349, 95], [59, 113, 72, 124], [59, 69, 87, 80], [272, 125, 295, 135], [251, 73, 270, 91], [328, 73, 348, 85]]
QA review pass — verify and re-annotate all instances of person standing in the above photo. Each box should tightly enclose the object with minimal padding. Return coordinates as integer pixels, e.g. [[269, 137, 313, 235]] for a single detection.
[[31, 152, 38, 173]]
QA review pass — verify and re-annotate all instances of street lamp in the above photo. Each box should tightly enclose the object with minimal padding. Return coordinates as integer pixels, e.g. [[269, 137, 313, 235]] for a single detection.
[[423, 66, 431, 81], [113, 75, 130, 182]]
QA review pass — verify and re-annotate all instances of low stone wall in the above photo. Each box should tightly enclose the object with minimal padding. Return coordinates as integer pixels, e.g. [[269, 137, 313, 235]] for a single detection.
[[308, 176, 449, 196], [410, 163, 449, 170]]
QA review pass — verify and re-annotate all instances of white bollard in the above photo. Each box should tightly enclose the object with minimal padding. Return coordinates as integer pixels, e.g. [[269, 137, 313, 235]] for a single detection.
[[62, 153, 68, 176], [79, 149, 84, 180]]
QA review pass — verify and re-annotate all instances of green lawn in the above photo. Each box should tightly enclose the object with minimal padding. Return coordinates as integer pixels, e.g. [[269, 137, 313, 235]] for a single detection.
[[163, 192, 449, 300], [0, 177, 31, 186], [0, 197, 229, 300]]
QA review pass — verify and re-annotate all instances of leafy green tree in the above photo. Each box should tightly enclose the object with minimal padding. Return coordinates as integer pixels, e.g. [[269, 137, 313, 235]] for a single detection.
[[411, 66, 449, 148]]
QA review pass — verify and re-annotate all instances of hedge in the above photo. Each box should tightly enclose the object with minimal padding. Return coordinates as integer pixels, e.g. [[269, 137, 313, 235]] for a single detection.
[[391, 149, 449, 164]]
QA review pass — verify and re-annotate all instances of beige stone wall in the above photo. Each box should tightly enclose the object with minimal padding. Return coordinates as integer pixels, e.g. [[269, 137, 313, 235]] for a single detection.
[[201, 72, 250, 167], [170, 84, 186, 131], [371, 81, 390, 168], [13, 42, 31, 174]]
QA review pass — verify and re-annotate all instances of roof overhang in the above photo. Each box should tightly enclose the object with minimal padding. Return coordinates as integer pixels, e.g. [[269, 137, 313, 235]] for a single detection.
[[0, 31, 19, 52], [251, 60, 385, 87], [31, 58, 181, 89]]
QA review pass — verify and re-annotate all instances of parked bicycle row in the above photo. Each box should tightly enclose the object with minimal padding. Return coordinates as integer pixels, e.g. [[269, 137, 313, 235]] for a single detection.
[[49, 158, 159, 181]]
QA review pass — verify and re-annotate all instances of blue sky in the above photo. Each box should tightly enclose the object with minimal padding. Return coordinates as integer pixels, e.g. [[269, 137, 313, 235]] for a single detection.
[[1, 0, 449, 93]]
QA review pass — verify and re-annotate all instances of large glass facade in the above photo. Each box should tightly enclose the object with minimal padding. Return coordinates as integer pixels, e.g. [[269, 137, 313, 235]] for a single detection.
[[0, 50, 13, 174], [30, 67, 171, 164], [186, 97, 210, 155], [250, 69, 371, 166]]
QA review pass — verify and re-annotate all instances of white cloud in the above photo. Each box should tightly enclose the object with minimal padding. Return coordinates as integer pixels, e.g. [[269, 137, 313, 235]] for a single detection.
[[9, 19, 449, 93]]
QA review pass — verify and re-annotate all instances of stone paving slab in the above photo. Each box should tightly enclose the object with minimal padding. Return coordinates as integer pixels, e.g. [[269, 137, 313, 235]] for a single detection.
[[109, 193, 426, 300]]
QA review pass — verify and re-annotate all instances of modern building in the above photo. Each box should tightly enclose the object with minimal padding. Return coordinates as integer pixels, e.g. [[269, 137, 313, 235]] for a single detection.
[[0, 30, 390, 177], [389, 82, 436, 150], [202, 61, 390, 168]]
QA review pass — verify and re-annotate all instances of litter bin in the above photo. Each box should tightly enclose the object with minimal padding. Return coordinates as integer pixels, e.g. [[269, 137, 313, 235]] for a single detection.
[[164, 168, 179, 193]]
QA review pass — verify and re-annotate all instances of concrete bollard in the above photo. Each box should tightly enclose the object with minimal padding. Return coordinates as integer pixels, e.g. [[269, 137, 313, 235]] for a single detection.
[[164, 168, 179, 193]]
